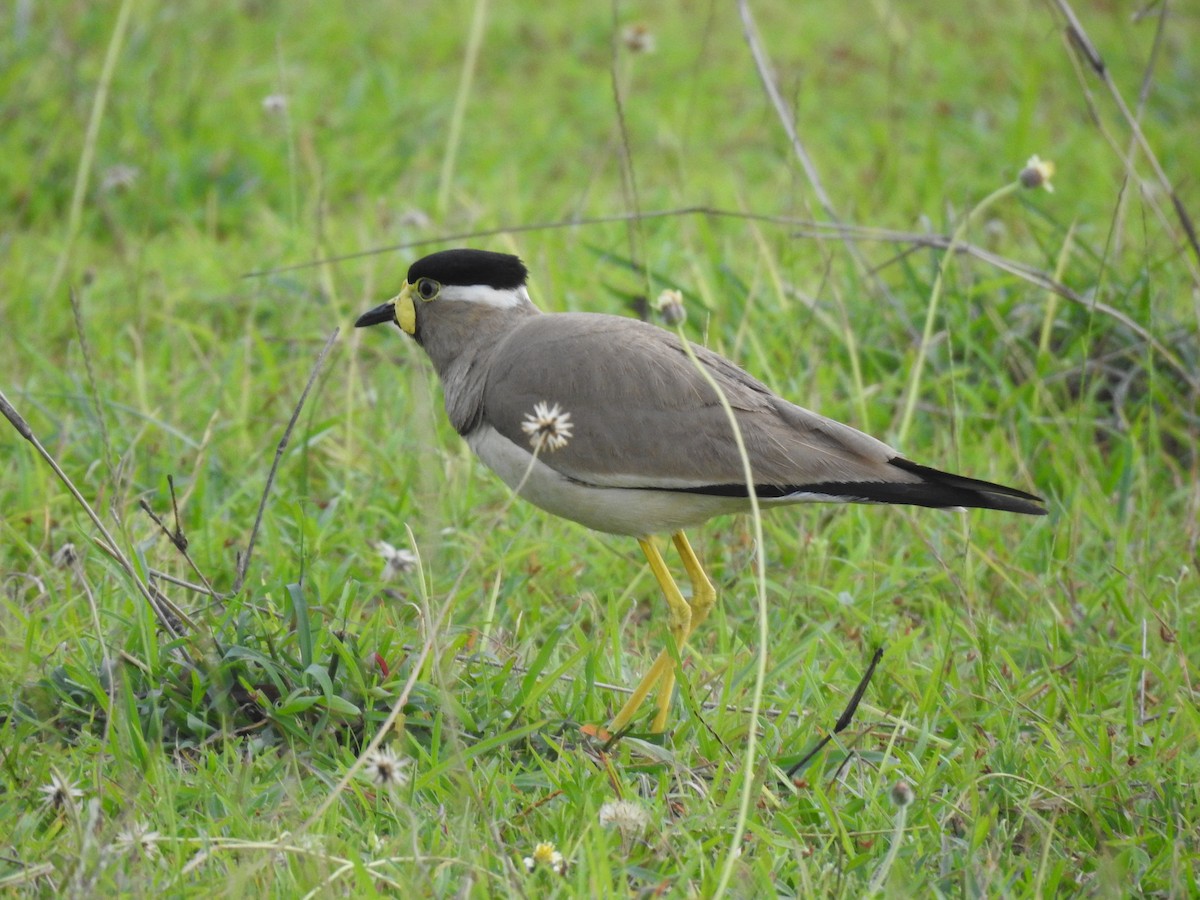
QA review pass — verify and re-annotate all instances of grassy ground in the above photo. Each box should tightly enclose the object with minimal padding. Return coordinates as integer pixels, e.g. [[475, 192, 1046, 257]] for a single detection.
[[2, 0, 1198, 895]]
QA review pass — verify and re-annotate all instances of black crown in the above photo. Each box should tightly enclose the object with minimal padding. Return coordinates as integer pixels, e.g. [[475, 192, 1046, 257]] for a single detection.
[[407, 249, 529, 290]]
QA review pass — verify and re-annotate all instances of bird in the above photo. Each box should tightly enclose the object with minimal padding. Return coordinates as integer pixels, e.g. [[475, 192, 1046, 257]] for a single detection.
[[355, 248, 1047, 734]]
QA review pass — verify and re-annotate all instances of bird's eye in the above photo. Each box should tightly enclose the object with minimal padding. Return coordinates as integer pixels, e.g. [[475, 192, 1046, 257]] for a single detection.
[[415, 278, 440, 301]]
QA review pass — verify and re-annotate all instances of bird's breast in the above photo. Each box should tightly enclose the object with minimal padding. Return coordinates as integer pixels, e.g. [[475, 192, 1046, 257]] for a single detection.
[[463, 424, 745, 537]]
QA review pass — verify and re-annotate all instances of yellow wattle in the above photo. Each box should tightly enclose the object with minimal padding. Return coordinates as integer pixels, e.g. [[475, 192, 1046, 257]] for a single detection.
[[394, 283, 416, 334]]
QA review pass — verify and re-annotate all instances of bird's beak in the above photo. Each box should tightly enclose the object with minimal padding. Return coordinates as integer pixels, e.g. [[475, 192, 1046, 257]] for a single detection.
[[355, 283, 416, 334]]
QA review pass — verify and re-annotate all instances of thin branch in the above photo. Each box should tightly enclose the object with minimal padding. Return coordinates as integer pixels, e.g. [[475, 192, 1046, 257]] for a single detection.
[[145, 567, 216, 595], [0, 388, 188, 647], [242, 205, 1066, 296], [735, 0, 909, 332], [225, 328, 339, 598], [138, 487, 221, 605], [242, 207, 770, 277], [69, 287, 117, 489], [245, 202, 1192, 389], [1051, 0, 1200, 279], [437, 642, 811, 722], [801, 226, 1200, 392], [785, 646, 884, 781]]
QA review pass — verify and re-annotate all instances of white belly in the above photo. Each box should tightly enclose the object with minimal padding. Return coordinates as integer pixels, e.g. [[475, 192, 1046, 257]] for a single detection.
[[465, 425, 749, 537]]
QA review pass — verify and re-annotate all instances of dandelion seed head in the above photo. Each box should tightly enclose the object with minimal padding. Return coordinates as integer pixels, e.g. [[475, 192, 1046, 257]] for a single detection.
[[622, 24, 656, 54], [376, 540, 417, 581], [598, 798, 650, 837], [521, 401, 574, 453], [39, 772, 83, 810], [100, 164, 140, 193], [261, 93, 289, 115], [890, 779, 915, 808], [361, 745, 410, 789], [114, 821, 162, 860]]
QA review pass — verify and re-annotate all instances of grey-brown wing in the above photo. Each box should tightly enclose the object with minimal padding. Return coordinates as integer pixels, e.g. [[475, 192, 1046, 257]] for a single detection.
[[478, 313, 905, 491]]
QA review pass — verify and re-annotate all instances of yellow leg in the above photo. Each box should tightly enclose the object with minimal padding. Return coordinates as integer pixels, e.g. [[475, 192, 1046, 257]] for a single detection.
[[651, 655, 677, 733], [608, 648, 674, 733], [607, 533, 721, 734], [648, 533, 718, 731], [608, 537, 691, 734], [673, 531, 717, 636]]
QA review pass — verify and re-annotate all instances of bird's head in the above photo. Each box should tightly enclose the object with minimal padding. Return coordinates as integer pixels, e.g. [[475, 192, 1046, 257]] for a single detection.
[[355, 249, 533, 350]]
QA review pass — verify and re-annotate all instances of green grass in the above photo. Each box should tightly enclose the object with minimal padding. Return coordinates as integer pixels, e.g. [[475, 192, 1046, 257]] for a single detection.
[[3, 0, 1199, 895]]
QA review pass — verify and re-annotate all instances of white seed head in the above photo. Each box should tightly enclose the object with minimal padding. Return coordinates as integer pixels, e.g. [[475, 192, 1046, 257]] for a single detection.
[[622, 24, 656, 54], [521, 401, 574, 453], [361, 745, 411, 789], [598, 798, 650, 837], [890, 779, 915, 808], [100, 164, 140, 193], [38, 772, 84, 810], [376, 540, 417, 581], [114, 821, 162, 860], [52, 542, 78, 569], [261, 93, 289, 115]]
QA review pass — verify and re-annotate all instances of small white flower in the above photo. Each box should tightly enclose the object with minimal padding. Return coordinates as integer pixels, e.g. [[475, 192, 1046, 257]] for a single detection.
[[295, 833, 324, 852], [361, 745, 410, 789], [523, 841, 566, 874], [114, 821, 162, 860], [52, 542, 78, 569], [100, 164, 140, 193], [890, 780, 915, 808], [261, 93, 289, 115], [38, 772, 83, 809], [521, 401, 574, 453], [376, 540, 417, 581], [622, 24, 656, 54], [598, 798, 650, 838], [396, 208, 432, 229], [1019, 155, 1055, 192], [653, 289, 687, 327]]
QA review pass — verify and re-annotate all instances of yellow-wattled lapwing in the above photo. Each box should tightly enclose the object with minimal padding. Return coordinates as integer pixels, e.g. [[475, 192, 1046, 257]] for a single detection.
[[356, 248, 1046, 733]]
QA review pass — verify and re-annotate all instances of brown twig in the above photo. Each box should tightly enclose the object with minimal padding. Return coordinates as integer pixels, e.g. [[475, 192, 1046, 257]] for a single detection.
[[243, 202, 1200, 387], [69, 286, 118, 490], [0, 388, 189, 648], [138, 487, 221, 605], [248, 202, 1192, 391], [802, 226, 1200, 392], [237, 205, 1059, 286], [1051, 0, 1200, 280], [735, 0, 910, 334], [224, 327, 339, 598], [1111, 0, 1169, 254], [785, 646, 884, 781], [167, 475, 187, 549]]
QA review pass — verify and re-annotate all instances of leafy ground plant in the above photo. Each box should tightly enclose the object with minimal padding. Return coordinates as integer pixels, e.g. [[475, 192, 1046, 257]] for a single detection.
[[2, 0, 1198, 896]]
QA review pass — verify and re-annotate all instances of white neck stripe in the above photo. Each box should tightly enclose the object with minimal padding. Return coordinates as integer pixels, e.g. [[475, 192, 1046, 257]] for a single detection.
[[440, 284, 530, 310]]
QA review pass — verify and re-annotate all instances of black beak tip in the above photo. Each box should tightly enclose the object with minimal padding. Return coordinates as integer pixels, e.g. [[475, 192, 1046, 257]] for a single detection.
[[355, 302, 396, 328]]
